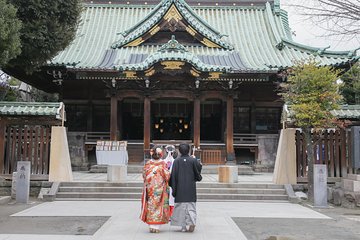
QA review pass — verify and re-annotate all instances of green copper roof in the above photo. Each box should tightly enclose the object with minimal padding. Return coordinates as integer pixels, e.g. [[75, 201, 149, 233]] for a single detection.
[[283, 104, 360, 123], [120, 36, 231, 72], [111, 0, 234, 50], [331, 105, 360, 119], [0, 102, 65, 120], [51, 1, 359, 72]]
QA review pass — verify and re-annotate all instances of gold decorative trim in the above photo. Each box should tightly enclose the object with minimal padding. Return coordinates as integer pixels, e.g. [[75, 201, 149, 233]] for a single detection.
[[208, 72, 221, 79], [149, 25, 160, 36], [145, 67, 156, 77], [185, 26, 197, 36], [124, 71, 137, 78], [161, 61, 185, 70], [164, 5, 183, 22], [125, 37, 144, 47], [190, 68, 201, 77], [201, 38, 221, 48]]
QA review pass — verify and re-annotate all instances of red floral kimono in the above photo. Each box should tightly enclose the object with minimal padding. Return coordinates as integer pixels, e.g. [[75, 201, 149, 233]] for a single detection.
[[140, 160, 171, 225]]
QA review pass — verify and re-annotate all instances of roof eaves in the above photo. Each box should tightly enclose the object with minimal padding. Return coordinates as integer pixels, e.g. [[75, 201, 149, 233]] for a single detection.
[[111, 0, 234, 50], [281, 38, 359, 59], [0, 102, 64, 119]]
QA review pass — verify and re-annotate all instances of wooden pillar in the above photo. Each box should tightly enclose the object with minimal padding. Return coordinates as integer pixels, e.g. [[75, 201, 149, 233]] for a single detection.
[[144, 96, 151, 150], [118, 100, 123, 139], [226, 94, 235, 163], [110, 96, 118, 141], [0, 121, 6, 174], [193, 97, 200, 148]]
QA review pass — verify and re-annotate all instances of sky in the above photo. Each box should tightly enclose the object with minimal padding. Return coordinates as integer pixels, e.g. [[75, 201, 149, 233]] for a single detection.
[[281, 0, 360, 51]]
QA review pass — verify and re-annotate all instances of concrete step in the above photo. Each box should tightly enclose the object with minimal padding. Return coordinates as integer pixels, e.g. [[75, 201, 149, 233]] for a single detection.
[[89, 165, 254, 174], [60, 181, 284, 189], [59, 186, 143, 193], [54, 198, 288, 202], [55, 192, 288, 201], [0, 196, 11, 205], [197, 193, 289, 201], [55, 181, 287, 201], [58, 186, 285, 195]]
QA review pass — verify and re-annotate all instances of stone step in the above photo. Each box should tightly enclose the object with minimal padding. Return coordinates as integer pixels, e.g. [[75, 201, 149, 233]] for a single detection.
[[0, 196, 11, 205], [60, 181, 284, 189], [54, 198, 288, 203], [347, 174, 360, 181], [55, 192, 288, 201], [342, 179, 360, 192], [197, 193, 288, 201], [89, 165, 254, 174], [58, 186, 286, 195]]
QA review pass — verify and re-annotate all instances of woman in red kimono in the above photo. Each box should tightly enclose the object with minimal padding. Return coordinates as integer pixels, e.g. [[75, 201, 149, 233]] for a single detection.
[[140, 146, 171, 233]]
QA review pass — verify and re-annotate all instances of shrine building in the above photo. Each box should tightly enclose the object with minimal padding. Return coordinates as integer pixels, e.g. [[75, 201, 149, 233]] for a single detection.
[[18, 0, 359, 169]]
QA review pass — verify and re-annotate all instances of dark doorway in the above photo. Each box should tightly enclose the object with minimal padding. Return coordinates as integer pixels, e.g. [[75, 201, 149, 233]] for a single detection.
[[200, 99, 222, 141], [122, 98, 143, 140], [235, 148, 255, 165], [152, 99, 192, 140]]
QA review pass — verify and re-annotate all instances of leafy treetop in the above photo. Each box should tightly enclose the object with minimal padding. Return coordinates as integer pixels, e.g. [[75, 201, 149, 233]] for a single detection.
[[6, 0, 82, 73], [0, 0, 22, 67], [280, 60, 342, 130]]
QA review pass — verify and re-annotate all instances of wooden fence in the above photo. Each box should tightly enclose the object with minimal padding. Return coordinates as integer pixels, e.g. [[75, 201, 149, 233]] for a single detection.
[[2, 126, 51, 176], [295, 129, 354, 181], [200, 150, 225, 165]]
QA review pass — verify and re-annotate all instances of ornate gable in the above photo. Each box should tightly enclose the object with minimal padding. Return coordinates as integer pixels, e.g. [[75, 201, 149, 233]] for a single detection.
[[111, 0, 233, 50]]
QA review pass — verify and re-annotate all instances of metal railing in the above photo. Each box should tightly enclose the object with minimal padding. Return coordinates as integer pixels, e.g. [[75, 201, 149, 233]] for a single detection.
[[85, 132, 110, 144], [233, 133, 259, 146]]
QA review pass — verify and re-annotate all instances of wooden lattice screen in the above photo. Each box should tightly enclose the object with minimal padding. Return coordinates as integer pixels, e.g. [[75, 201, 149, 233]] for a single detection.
[[295, 129, 354, 181], [2, 126, 51, 175], [200, 150, 225, 165]]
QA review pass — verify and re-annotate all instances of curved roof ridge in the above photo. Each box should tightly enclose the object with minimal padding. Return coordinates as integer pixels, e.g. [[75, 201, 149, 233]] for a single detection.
[[111, 0, 233, 50], [119, 36, 232, 72], [281, 38, 360, 57]]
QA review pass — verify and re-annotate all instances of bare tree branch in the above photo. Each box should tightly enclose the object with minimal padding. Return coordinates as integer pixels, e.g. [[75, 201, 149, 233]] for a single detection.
[[289, 0, 360, 39]]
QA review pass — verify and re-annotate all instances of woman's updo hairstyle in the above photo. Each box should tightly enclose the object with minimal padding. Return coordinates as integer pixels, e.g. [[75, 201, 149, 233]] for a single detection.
[[151, 145, 163, 160]]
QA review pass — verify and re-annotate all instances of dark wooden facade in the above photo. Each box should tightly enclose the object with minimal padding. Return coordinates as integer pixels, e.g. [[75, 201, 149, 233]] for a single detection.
[[6, 0, 356, 167]]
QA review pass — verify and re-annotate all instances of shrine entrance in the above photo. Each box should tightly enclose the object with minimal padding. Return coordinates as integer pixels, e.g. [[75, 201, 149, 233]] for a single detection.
[[152, 99, 192, 140]]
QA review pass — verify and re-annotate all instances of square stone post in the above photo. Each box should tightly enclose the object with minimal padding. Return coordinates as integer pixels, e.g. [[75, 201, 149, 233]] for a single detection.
[[16, 161, 31, 204]]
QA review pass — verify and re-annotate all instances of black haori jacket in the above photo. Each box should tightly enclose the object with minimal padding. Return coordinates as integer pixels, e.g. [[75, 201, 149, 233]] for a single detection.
[[169, 154, 202, 203]]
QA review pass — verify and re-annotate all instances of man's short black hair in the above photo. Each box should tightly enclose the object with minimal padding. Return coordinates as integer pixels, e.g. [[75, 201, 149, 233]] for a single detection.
[[178, 143, 190, 156]]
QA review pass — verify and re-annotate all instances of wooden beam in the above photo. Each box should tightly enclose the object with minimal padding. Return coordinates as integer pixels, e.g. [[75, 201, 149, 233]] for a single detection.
[[193, 97, 200, 148], [226, 95, 235, 162]]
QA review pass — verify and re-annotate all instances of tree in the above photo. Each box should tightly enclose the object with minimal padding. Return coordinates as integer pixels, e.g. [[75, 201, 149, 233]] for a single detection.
[[340, 62, 360, 104], [280, 60, 342, 201], [0, 0, 22, 67], [5, 0, 82, 73], [289, 0, 360, 39]]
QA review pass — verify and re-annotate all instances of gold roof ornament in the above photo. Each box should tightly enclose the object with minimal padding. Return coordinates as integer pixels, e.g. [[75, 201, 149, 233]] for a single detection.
[[161, 61, 185, 70]]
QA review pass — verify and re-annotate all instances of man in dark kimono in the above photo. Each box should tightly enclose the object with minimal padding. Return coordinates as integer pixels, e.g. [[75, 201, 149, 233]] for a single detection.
[[169, 143, 202, 232]]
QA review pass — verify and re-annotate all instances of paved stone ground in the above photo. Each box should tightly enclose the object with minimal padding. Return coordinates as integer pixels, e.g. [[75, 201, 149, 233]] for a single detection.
[[2, 197, 360, 239], [1, 172, 360, 240], [234, 206, 360, 240]]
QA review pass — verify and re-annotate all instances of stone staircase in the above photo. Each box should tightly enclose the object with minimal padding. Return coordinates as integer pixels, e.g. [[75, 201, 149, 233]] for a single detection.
[[90, 164, 255, 175], [54, 181, 288, 202]]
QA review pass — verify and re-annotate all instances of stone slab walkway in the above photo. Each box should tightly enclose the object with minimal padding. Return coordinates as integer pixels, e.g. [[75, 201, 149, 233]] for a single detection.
[[1, 201, 330, 240]]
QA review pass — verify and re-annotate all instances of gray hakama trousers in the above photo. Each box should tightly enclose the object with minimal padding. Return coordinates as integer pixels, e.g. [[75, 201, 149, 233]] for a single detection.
[[170, 202, 197, 226]]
